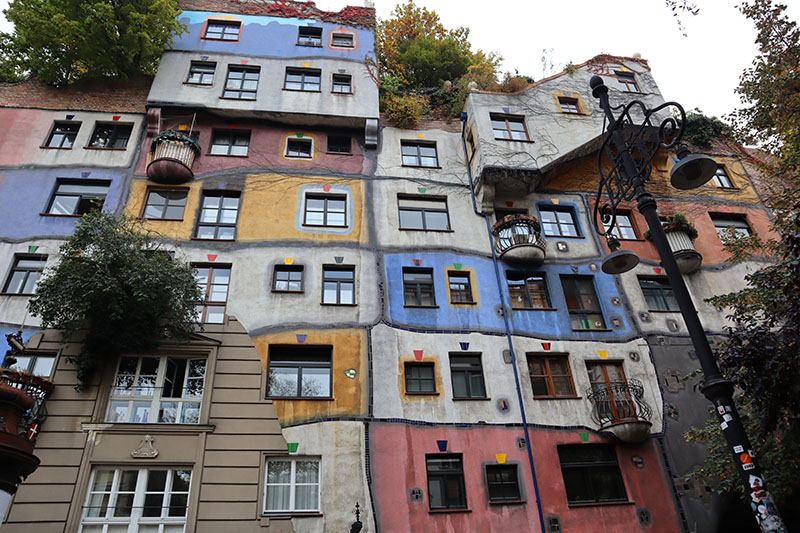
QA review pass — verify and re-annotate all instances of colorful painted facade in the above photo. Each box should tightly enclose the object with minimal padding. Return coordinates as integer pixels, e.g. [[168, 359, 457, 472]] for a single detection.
[[0, 3, 775, 533]]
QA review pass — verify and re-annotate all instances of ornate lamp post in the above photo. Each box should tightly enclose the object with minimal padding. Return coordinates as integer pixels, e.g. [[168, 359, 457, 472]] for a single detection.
[[589, 75, 785, 533]]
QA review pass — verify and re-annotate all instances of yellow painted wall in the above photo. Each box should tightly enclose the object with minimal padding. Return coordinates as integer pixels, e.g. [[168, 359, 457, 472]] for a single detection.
[[254, 329, 367, 426], [125, 179, 202, 240], [397, 355, 444, 401]]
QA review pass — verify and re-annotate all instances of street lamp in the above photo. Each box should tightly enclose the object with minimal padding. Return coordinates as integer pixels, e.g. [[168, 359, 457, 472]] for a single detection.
[[589, 75, 786, 533]]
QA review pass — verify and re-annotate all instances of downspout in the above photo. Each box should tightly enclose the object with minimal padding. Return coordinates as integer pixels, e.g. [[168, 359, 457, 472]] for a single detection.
[[460, 112, 547, 533]]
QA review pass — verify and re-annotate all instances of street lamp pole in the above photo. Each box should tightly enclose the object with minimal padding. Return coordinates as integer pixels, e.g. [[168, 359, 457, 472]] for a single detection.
[[589, 75, 785, 533]]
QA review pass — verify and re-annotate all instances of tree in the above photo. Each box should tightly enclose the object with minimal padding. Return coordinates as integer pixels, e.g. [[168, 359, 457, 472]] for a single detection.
[[396, 35, 471, 88], [28, 212, 202, 388], [3, 0, 185, 86], [0, 32, 27, 82]]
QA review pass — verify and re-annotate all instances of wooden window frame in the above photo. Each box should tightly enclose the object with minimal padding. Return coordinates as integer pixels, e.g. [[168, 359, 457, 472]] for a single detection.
[[527, 353, 577, 398], [615, 71, 640, 93], [490, 113, 530, 141]]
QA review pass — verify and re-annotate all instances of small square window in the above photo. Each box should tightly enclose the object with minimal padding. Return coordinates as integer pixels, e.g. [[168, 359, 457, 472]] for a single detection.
[[401, 141, 438, 168], [222, 67, 259, 100], [284, 68, 321, 91], [327, 135, 352, 154], [603, 213, 637, 240], [405, 362, 436, 394], [558, 97, 580, 114], [539, 206, 579, 237], [205, 20, 240, 40], [210, 131, 250, 156], [449, 354, 486, 398], [195, 191, 240, 240], [403, 267, 435, 307], [616, 71, 639, 93], [144, 189, 187, 220], [426, 454, 466, 509], [331, 33, 354, 48], [193, 264, 230, 324], [332, 74, 352, 93], [45, 122, 80, 148], [490, 114, 529, 141], [486, 464, 521, 502], [527, 354, 576, 397], [187, 61, 216, 85], [264, 458, 321, 513], [273, 265, 304, 292], [712, 166, 735, 188], [506, 271, 550, 309], [286, 138, 313, 158], [3, 254, 46, 294], [88, 123, 132, 149], [304, 194, 346, 227], [448, 272, 474, 303], [46, 179, 110, 216], [398, 196, 450, 231], [712, 215, 752, 239], [297, 26, 322, 47], [639, 277, 679, 311], [267, 346, 331, 398], [322, 265, 355, 305], [558, 445, 627, 504], [561, 276, 606, 330]]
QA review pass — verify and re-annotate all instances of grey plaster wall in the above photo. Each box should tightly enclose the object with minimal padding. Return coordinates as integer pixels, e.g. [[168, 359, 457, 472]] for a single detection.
[[376, 126, 466, 181]]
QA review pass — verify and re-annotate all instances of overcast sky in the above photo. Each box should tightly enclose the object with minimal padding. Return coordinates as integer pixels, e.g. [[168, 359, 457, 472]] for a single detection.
[[2, 0, 797, 120]]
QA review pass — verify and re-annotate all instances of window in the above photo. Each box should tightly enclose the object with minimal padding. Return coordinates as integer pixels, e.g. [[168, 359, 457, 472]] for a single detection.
[[561, 276, 606, 330], [267, 346, 331, 398], [426, 455, 466, 509], [210, 131, 250, 156], [187, 61, 215, 85], [194, 264, 230, 323], [712, 166, 735, 188], [144, 189, 187, 220], [273, 265, 303, 292], [401, 141, 438, 168], [486, 465, 521, 502], [205, 20, 240, 40], [448, 272, 473, 304], [449, 354, 486, 398], [322, 266, 354, 305], [558, 97, 580, 114], [558, 445, 627, 504], [403, 268, 435, 307], [284, 68, 321, 91], [587, 362, 635, 422], [712, 215, 752, 238], [286, 138, 313, 158], [527, 354, 576, 398], [297, 26, 322, 46], [195, 192, 240, 240], [88, 123, 132, 149], [331, 33, 354, 48], [603, 213, 637, 240], [405, 362, 435, 394], [332, 74, 352, 93], [539, 206, 579, 237], [616, 71, 639, 93], [490, 114, 529, 141], [398, 196, 450, 231], [639, 277, 678, 311], [45, 122, 79, 148], [222, 67, 259, 99], [304, 194, 346, 227], [46, 179, 110, 216], [264, 459, 320, 513], [8, 352, 56, 377], [81, 468, 191, 531], [106, 356, 206, 424], [327, 135, 351, 154], [3, 255, 46, 294], [506, 272, 551, 309]]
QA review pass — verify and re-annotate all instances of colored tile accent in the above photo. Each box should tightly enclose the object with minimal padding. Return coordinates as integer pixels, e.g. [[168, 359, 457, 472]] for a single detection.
[[495, 453, 507, 464], [287, 442, 299, 453], [284, 257, 294, 265], [413, 350, 423, 361], [459, 342, 469, 350], [206, 254, 217, 262], [296, 334, 307, 343], [436, 440, 447, 452]]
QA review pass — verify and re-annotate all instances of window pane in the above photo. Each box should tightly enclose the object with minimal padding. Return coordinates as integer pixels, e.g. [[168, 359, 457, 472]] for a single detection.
[[399, 209, 424, 229], [301, 367, 330, 397], [269, 367, 299, 396], [425, 211, 449, 230], [452, 372, 468, 397], [267, 461, 292, 483]]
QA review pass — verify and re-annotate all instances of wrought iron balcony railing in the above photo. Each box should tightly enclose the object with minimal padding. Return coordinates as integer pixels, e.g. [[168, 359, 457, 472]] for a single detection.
[[586, 379, 653, 443], [491, 214, 547, 265]]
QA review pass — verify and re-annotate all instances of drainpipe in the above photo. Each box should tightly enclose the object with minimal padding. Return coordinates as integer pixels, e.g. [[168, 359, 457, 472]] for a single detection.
[[460, 112, 546, 533]]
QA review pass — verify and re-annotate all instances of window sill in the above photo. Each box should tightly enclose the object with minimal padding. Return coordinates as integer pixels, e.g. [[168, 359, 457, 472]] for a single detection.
[[405, 391, 439, 396], [452, 397, 490, 401], [449, 301, 477, 306], [218, 96, 258, 102], [205, 152, 250, 158], [301, 224, 348, 229], [559, 112, 589, 117], [40, 212, 80, 218], [320, 302, 358, 307], [282, 88, 322, 93], [493, 138, 535, 144], [567, 500, 633, 508], [296, 43, 323, 48], [201, 37, 241, 43], [325, 151, 353, 156], [268, 396, 335, 401], [403, 305, 440, 309], [488, 499, 526, 506], [143, 217, 185, 222], [714, 186, 741, 191], [190, 237, 236, 242], [263, 512, 323, 518], [0, 292, 34, 297], [286, 155, 314, 160], [647, 309, 681, 313], [83, 147, 127, 151], [332, 91, 353, 95], [544, 235, 585, 239], [428, 508, 471, 514], [271, 289, 305, 294], [533, 395, 582, 400], [39, 146, 72, 150], [81, 422, 216, 433], [401, 164, 442, 170], [511, 307, 558, 311], [617, 237, 645, 242], [398, 228, 454, 233], [183, 81, 214, 86], [572, 328, 613, 332]]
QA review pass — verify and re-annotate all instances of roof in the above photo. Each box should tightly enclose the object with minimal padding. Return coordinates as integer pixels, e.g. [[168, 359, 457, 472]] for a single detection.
[[179, 0, 376, 27], [0, 76, 152, 114]]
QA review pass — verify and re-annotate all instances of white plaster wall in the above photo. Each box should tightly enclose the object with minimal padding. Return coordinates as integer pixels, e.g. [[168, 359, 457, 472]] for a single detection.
[[376, 127, 466, 182], [280, 421, 374, 533], [0, 239, 66, 328], [370, 324, 663, 432]]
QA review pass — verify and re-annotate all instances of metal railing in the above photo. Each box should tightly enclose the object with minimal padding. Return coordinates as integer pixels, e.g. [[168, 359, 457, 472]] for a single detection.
[[491, 214, 547, 260], [586, 379, 652, 428]]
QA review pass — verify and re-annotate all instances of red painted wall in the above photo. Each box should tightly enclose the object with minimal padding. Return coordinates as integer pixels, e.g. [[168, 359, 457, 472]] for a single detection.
[[369, 423, 680, 533]]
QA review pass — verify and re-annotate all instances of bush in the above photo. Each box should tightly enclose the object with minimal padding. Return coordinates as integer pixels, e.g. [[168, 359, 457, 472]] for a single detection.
[[382, 92, 430, 129]]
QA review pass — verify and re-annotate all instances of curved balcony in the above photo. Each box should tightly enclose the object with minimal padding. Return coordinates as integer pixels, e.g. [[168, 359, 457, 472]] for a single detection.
[[491, 214, 546, 265], [665, 230, 702, 274], [147, 130, 201, 184], [586, 379, 652, 443]]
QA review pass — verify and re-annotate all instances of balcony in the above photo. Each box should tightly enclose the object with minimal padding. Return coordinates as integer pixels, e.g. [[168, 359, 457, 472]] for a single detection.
[[491, 214, 546, 265], [147, 130, 201, 184], [586, 379, 653, 443]]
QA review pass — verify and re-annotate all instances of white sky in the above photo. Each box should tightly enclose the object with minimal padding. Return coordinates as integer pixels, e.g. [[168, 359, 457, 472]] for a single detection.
[[2, 0, 797, 120]]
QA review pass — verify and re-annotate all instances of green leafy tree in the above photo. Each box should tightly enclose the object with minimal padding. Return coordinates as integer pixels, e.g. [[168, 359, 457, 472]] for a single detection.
[[0, 32, 27, 82], [28, 212, 202, 389], [396, 35, 471, 88], [683, 109, 731, 149], [3, 0, 185, 86]]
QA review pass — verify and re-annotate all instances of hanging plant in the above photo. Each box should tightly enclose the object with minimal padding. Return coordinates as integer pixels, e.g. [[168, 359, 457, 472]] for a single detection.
[[644, 213, 699, 241], [151, 130, 201, 156]]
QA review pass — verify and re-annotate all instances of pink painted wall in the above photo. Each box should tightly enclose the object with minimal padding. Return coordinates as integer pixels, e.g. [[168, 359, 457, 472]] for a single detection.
[[369, 424, 680, 533], [0, 109, 54, 166]]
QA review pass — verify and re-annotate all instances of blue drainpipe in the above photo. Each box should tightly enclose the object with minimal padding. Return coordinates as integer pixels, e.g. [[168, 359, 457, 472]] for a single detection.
[[460, 112, 547, 533]]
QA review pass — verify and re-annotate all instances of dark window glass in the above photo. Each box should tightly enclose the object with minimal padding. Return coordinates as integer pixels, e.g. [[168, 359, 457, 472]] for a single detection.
[[449, 354, 486, 398], [304, 194, 346, 227], [273, 265, 304, 292], [284, 68, 321, 91], [405, 363, 435, 393], [506, 271, 550, 309], [491, 114, 529, 140], [712, 215, 752, 238], [539, 207, 579, 237], [205, 21, 240, 40], [638, 277, 679, 311], [327, 135, 352, 154], [559, 98, 580, 114], [46, 122, 80, 148], [7, 352, 56, 377], [331, 33, 354, 47], [47, 179, 110, 215], [297, 26, 322, 46], [527, 354, 576, 397], [560, 276, 606, 330], [286, 138, 313, 158], [616, 72, 639, 92], [187, 62, 216, 85], [332, 74, 352, 93], [144, 189, 187, 220], [486, 465, 521, 502], [195, 192, 240, 240], [448, 272, 473, 303], [401, 141, 438, 167], [88, 123, 132, 149], [603, 213, 636, 240], [210, 131, 250, 156], [322, 266, 354, 305], [586, 362, 635, 423], [3, 255, 46, 294], [398, 196, 449, 230], [267, 346, 332, 398], [222, 67, 259, 100], [193, 265, 230, 324], [558, 445, 627, 504], [426, 455, 466, 509], [403, 268, 435, 306]]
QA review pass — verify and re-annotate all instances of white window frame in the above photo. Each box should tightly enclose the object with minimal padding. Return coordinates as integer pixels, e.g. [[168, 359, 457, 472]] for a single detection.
[[106, 355, 207, 424], [263, 458, 321, 514], [80, 467, 192, 532]]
